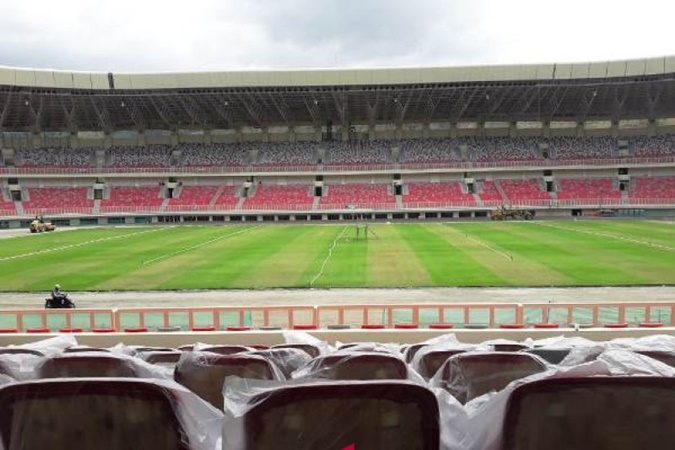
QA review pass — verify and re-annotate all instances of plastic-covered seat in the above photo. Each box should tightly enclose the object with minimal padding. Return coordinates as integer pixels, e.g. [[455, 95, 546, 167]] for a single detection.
[[272, 343, 321, 358], [636, 350, 675, 368], [295, 352, 409, 380], [197, 345, 252, 356], [63, 346, 110, 354], [0, 378, 215, 450], [36, 354, 139, 378], [416, 349, 468, 379], [175, 352, 280, 408], [0, 347, 45, 357], [251, 348, 312, 379], [139, 351, 184, 368], [501, 376, 675, 450], [403, 344, 428, 364], [526, 348, 571, 365], [223, 381, 440, 450], [436, 352, 548, 404]]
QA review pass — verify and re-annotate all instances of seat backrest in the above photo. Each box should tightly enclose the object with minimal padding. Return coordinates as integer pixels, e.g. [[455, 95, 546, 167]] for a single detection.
[[636, 350, 675, 368], [36, 354, 138, 378], [302, 353, 408, 380], [441, 352, 548, 403], [403, 344, 427, 364], [198, 345, 251, 356], [228, 381, 440, 450], [272, 344, 320, 358], [63, 346, 110, 354], [251, 348, 312, 379], [525, 348, 571, 365], [175, 352, 277, 408], [0, 379, 191, 450], [139, 351, 183, 368], [0, 348, 45, 357], [502, 377, 675, 450], [417, 349, 467, 379]]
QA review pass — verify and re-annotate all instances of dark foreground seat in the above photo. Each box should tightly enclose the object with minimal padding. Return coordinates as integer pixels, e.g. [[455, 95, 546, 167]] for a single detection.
[[296, 352, 409, 380], [223, 381, 440, 450], [36, 354, 139, 378]]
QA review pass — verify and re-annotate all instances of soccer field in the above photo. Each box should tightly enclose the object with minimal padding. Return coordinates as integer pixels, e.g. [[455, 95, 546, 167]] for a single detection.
[[0, 220, 673, 292]]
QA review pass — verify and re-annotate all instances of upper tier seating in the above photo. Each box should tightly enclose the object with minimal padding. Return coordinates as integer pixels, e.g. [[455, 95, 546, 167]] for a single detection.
[[398, 139, 463, 163], [0, 378, 217, 450], [222, 381, 441, 450], [499, 179, 550, 201], [256, 142, 318, 166], [556, 178, 621, 200], [18, 148, 94, 167], [327, 140, 391, 165], [545, 136, 616, 160], [181, 143, 250, 167], [404, 182, 475, 205], [464, 137, 539, 162], [630, 176, 675, 199], [167, 185, 220, 210], [100, 186, 164, 209], [23, 187, 93, 211], [322, 184, 395, 208], [500, 377, 675, 450], [106, 146, 172, 167], [243, 184, 313, 210], [630, 134, 675, 157]]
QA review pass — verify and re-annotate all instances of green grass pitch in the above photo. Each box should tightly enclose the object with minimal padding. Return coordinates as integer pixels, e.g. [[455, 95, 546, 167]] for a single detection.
[[0, 220, 673, 292]]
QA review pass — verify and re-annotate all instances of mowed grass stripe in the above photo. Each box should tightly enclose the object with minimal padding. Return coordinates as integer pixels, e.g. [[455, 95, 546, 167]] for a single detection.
[[437, 225, 571, 286], [366, 225, 433, 287], [0, 227, 154, 259], [0, 226, 195, 291], [309, 225, 368, 287], [466, 222, 671, 285], [558, 220, 675, 248], [94, 226, 251, 290], [398, 224, 505, 286], [232, 226, 335, 288], [158, 226, 314, 289]]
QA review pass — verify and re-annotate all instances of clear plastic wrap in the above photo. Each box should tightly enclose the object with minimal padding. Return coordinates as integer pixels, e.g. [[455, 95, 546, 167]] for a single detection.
[[35, 351, 173, 380], [250, 348, 312, 379], [430, 351, 550, 404], [174, 351, 283, 409], [292, 351, 422, 382], [475, 338, 532, 353], [6, 335, 77, 356], [138, 350, 184, 368], [336, 342, 404, 354], [0, 377, 223, 450], [598, 349, 675, 376], [410, 335, 476, 380], [281, 330, 333, 355], [222, 378, 441, 450], [192, 343, 255, 356]]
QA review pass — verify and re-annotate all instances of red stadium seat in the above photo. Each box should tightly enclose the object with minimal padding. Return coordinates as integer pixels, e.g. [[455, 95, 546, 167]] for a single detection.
[[0, 329, 18, 334], [428, 324, 454, 329], [533, 323, 559, 329], [500, 324, 525, 329], [416, 349, 468, 380], [639, 322, 665, 328], [0, 379, 200, 450], [603, 322, 629, 328], [298, 353, 409, 380], [292, 324, 318, 330], [394, 323, 419, 329], [227, 326, 251, 331], [124, 327, 149, 333], [175, 352, 279, 408], [59, 327, 83, 333], [223, 381, 440, 450], [26, 327, 51, 333], [501, 377, 675, 450], [190, 326, 216, 332], [361, 324, 385, 329], [437, 352, 548, 403], [92, 327, 116, 333]]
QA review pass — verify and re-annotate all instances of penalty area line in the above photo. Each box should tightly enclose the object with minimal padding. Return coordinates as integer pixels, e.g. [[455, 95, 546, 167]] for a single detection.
[[463, 233, 513, 261], [141, 225, 262, 266]]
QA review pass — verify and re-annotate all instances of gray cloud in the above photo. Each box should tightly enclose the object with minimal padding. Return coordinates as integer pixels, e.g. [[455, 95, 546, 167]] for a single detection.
[[0, 0, 672, 72]]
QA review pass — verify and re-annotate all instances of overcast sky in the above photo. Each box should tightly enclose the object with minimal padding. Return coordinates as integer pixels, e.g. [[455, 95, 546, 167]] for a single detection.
[[1, 0, 674, 72]]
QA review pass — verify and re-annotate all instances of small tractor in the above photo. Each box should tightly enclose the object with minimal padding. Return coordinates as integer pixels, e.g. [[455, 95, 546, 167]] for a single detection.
[[29, 218, 56, 233], [491, 206, 534, 221]]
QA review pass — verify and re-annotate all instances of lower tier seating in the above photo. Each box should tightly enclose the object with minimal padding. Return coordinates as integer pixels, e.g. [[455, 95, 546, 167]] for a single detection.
[[321, 184, 395, 208], [101, 186, 164, 210], [556, 178, 621, 200], [630, 176, 675, 199], [243, 184, 314, 210], [404, 182, 475, 206]]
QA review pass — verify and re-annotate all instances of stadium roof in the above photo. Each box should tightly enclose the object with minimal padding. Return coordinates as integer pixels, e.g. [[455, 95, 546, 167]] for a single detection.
[[1, 56, 675, 132]]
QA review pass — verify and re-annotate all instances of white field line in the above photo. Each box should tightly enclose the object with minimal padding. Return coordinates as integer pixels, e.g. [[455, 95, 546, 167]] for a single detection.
[[532, 221, 675, 252], [463, 233, 513, 261], [0, 227, 173, 263], [141, 225, 262, 266], [310, 225, 350, 287]]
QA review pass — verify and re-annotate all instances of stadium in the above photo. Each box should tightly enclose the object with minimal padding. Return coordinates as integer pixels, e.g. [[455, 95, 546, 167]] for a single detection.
[[1, 18, 675, 450]]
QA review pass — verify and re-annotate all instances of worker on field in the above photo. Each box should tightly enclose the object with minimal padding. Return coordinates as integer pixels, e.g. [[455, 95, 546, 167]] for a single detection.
[[51, 284, 66, 304]]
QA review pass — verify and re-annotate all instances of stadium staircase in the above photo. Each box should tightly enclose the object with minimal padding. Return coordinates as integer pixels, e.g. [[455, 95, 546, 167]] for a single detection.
[[13, 201, 24, 215], [312, 196, 321, 210], [234, 197, 246, 211], [92, 199, 101, 215], [395, 194, 403, 209], [208, 185, 228, 208], [493, 180, 510, 204], [159, 198, 171, 212], [472, 193, 483, 207]]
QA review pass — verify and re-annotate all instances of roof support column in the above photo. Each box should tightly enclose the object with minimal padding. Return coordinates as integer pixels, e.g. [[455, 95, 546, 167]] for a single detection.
[[31, 132, 43, 149], [69, 132, 79, 149], [422, 121, 431, 139], [170, 131, 179, 146]]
